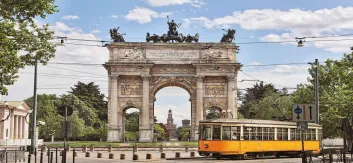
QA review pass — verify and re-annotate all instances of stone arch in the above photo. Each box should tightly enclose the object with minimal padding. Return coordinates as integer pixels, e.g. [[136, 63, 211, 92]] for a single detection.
[[151, 81, 195, 97], [121, 105, 142, 142]]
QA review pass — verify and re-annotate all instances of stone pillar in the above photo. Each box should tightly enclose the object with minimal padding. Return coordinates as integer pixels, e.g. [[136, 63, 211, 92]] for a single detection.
[[140, 75, 152, 142], [10, 114, 14, 139], [24, 115, 29, 139], [22, 116, 26, 139], [195, 76, 204, 140], [14, 115, 18, 139], [190, 97, 197, 141], [107, 75, 120, 142], [18, 116, 22, 139], [227, 75, 237, 119]]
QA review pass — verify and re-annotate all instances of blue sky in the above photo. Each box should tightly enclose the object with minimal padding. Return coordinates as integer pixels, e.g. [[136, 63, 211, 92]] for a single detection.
[[3, 0, 353, 126]]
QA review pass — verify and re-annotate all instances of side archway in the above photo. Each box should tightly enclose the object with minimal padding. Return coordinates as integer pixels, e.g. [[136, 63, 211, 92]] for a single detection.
[[120, 106, 142, 142]]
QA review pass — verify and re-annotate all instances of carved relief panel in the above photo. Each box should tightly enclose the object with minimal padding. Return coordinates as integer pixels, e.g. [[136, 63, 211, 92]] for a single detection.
[[201, 49, 228, 59], [205, 85, 225, 96], [112, 48, 145, 60], [203, 97, 227, 110], [151, 64, 196, 74], [121, 84, 142, 96]]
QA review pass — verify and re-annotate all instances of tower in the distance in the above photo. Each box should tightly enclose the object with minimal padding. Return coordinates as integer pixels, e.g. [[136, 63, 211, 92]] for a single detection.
[[165, 109, 177, 139]]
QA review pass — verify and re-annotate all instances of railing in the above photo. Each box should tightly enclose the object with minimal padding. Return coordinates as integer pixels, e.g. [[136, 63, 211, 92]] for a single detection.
[[0, 147, 26, 163]]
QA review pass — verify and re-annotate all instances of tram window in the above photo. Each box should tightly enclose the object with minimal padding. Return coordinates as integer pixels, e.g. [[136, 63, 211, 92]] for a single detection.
[[202, 126, 212, 140], [318, 129, 322, 140], [212, 125, 221, 140], [296, 129, 301, 140], [311, 129, 316, 140], [256, 127, 262, 140], [250, 127, 256, 140], [277, 128, 282, 140], [269, 128, 275, 140], [305, 130, 310, 140], [231, 127, 240, 140], [263, 127, 269, 140], [290, 128, 294, 140], [243, 127, 250, 140], [222, 126, 231, 140]]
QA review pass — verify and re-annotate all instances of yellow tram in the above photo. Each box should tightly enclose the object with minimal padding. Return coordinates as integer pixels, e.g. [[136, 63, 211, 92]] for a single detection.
[[198, 118, 322, 159]]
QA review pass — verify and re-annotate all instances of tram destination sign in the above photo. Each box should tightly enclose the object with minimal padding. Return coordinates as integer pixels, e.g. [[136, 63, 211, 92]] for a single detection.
[[292, 104, 317, 122]]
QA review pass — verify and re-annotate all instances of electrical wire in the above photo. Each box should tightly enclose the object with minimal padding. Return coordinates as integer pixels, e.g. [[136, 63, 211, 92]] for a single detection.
[[45, 65, 106, 77]]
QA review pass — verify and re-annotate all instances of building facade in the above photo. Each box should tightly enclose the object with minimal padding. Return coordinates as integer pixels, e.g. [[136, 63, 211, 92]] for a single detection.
[[182, 119, 190, 128], [165, 109, 177, 139], [0, 101, 32, 146]]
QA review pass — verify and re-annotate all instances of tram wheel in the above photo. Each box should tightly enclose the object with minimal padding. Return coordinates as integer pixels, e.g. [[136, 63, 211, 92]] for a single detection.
[[241, 154, 248, 160]]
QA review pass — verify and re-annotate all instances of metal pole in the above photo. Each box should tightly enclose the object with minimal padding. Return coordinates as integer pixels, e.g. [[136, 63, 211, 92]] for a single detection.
[[64, 106, 67, 163], [301, 130, 307, 163], [31, 58, 38, 154], [55, 148, 57, 163], [315, 59, 319, 124]]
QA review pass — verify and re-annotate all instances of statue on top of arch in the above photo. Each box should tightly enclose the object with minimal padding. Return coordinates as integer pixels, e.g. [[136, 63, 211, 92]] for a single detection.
[[146, 16, 199, 43]]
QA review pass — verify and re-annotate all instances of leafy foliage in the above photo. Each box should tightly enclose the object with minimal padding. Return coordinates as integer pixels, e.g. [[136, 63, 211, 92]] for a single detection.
[[125, 112, 139, 132], [176, 127, 191, 141], [154, 123, 169, 141], [206, 107, 221, 120], [0, 0, 58, 95], [70, 82, 108, 122], [238, 82, 277, 118]]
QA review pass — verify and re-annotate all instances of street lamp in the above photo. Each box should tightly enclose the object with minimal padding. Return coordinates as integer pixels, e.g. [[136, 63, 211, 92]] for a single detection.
[[0, 101, 11, 122], [25, 110, 33, 124]]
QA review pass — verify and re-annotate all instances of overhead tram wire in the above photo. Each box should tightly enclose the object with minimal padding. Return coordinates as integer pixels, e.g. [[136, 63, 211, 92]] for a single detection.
[[45, 65, 107, 77], [238, 70, 295, 89]]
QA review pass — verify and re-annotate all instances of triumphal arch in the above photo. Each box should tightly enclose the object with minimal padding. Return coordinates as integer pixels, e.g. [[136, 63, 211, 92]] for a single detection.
[[104, 21, 242, 142]]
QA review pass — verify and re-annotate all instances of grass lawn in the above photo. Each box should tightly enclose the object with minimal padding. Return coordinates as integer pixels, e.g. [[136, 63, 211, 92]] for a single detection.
[[46, 141, 198, 148]]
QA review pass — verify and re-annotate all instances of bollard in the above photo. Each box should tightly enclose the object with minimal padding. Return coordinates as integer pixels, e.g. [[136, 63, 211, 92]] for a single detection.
[[73, 149, 76, 163], [108, 146, 112, 152], [329, 153, 333, 163], [47, 148, 51, 163], [146, 153, 152, 160], [190, 152, 195, 157], [40, 152, 43, 163], [161, 153, 166, 159], [82, 145, 87, 152], [89, 146, 94, 152], [27, 154, 31, 163], [85, 152, 90, 157], [50, 152, 53, 163], [109, 153, 114, 159], [133, 154, 138, 160], [185, 145, 189, 152], [55, 148, 58, 163], [120, 154, 125, 160], [159, 145, 163, 153], [59, 151, 62, 156], [97, 153, 102, 158], [133, 145, 137, 153], [175, 152, 180, 158]]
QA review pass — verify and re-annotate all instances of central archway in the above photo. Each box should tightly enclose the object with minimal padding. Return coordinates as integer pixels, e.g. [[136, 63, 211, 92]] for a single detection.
[[150, 81, 196, 141]]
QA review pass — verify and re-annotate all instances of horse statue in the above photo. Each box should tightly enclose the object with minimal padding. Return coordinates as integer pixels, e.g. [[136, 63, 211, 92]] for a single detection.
[[110, 27, 125, 42], [146, 32, 161, 43], [185, 33, 199, 43], [220, 29, 236, 43]]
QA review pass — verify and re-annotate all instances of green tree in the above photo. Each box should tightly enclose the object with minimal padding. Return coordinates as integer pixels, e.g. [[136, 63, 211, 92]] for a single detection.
[[0, 0, 58, 95], [70, 82, 108, 122], [206, 107, 221, 120], [239, 82, 278, 118], [176, 127, 191, 141], [125, 112, 139, 132], [154, 123, 168, 141], [292, 53, 353, 138]]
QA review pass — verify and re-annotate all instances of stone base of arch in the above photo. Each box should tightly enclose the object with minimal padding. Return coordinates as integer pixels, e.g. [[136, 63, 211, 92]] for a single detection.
[[107, 127, 121, 142]]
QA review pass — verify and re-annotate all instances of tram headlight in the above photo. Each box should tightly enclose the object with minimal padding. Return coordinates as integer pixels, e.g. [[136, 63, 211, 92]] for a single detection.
[[204, 144, 208, 149]]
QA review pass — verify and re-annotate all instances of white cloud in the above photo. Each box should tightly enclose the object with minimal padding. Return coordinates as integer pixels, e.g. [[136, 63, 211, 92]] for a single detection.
[[146, 0, 205, 7], [91, 29, 101, 34], [61, 15, 80, 20], [111, 15, 119, 19], [184, 6, 353, 53], [124, 7, 172, 24]]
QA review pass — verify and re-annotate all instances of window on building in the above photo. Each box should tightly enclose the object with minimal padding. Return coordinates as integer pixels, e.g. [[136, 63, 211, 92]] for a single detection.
[[231, 126, 240, 140], [222, 126, 231, 140], [212, 125, 221, 140]]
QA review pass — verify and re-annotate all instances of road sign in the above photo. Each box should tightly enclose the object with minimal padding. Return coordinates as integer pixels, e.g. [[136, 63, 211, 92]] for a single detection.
[[57, 104, 73, 117], [296, 122, 308, 130], [292, 104, 317, 122]]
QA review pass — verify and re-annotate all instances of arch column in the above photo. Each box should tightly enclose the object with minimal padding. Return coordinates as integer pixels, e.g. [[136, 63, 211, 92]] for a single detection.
[[195, 75, 204, 140], [140, 75, 152, 142], [227, 75, 237, 119], [190, 96, 197, 141], [107, 75, 121, 142]]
